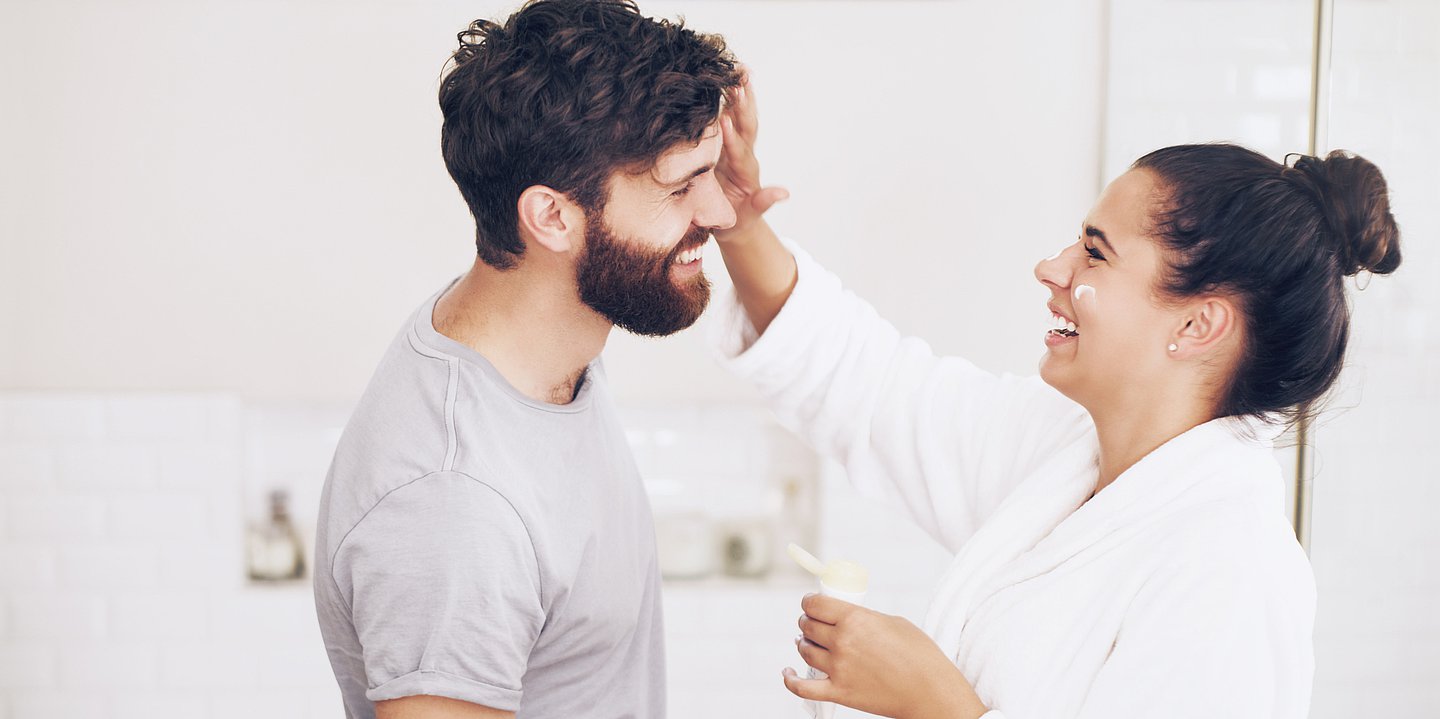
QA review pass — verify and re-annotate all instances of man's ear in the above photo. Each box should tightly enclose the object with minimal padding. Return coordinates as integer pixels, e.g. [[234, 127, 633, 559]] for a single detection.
[[517, 185, 584, 254]]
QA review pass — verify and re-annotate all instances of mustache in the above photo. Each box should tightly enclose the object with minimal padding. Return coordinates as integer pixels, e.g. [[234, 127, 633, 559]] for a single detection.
[[664, 225, 713, 262]]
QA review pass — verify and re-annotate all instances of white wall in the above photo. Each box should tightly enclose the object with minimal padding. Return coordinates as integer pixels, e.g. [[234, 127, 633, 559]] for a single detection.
[[0, 0, 1104, 406]]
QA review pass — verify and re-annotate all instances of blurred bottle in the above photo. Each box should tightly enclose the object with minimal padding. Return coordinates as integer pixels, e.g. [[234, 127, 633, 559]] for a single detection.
[[246, 489, 305, 582]]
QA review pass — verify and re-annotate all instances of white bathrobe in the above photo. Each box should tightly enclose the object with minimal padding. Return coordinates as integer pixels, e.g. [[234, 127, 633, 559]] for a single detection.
[[707, 244, 1316, 719]]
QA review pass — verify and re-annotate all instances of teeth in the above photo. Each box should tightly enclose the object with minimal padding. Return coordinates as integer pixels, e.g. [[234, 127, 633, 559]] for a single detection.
[[1048, 312, 1080, 336], [674, 246, 704, 264]]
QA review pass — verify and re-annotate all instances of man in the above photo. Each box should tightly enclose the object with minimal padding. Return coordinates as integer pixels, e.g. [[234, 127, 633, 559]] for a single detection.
[[312, 2, 741, 717]]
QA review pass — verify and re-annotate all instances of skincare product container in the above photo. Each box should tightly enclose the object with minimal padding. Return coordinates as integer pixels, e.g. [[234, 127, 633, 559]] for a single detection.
[[789, 543, 869, 719]]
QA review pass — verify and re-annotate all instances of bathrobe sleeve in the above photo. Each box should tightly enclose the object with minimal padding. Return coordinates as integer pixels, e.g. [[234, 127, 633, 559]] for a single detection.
[[1074, 535, 1316, 719], [708, 241, 1091, 553]]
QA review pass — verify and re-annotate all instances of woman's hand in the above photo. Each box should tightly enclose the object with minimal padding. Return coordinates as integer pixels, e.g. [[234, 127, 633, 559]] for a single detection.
[[785, 594, 991, 719], [716, 66, 789, 238], [709, 65, 797, 335]]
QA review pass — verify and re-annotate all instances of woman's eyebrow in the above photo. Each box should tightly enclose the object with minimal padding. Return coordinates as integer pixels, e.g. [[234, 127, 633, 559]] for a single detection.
[[1085, 224, 1118, 257]]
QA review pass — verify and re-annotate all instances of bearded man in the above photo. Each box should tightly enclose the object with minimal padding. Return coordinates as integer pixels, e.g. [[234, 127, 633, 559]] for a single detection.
[[312, 2, 741, 717]]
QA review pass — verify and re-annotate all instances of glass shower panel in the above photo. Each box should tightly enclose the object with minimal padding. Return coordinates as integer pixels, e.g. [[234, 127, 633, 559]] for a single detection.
[[1309, 2, 1440, 716], [1103, 0, 1317, 519], [1103, 0, 1316, 181]]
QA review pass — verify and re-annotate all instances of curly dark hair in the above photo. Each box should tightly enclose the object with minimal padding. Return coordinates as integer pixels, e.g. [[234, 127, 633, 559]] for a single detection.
[[438, 0, 740, 269]]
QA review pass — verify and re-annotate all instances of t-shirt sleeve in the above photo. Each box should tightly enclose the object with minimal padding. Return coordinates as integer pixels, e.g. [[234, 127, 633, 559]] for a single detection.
[[329, 471, 544, 711]]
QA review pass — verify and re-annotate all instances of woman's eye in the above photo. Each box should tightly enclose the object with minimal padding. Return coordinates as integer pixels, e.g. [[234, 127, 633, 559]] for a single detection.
[[1085, 244, 1106, 261]]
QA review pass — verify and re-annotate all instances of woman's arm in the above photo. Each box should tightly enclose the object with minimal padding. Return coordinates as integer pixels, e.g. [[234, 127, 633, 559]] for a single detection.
[[709, 71, 1091, 552], [714, 70, 794, 335]]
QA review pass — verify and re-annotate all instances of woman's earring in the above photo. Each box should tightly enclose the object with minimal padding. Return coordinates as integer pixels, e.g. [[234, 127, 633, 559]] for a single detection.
[[1167, 343, 1179, 352]]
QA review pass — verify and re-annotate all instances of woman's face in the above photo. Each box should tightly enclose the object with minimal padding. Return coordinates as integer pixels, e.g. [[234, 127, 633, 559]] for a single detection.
[[1033, 169, 1180, 409]]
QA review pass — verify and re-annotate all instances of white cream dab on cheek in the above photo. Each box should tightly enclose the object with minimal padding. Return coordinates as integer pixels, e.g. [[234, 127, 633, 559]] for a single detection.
[[1073, 284, 1097, 306]]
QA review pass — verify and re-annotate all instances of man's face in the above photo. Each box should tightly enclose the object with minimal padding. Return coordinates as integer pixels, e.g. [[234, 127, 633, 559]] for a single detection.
[[576, 124, 736, 336]]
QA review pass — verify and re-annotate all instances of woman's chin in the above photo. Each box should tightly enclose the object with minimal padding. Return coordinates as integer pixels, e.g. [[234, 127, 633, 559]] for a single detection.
[[1038, 357, 1084, 404]]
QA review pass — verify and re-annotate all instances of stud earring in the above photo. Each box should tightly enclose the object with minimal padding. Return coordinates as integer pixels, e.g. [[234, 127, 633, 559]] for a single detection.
[[1167, 343, 1178, 352]]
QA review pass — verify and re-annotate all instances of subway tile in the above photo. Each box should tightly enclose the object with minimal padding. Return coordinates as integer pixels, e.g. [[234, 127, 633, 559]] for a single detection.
[[0, 396, 106, 442], [0, 643, 57, 689], [8, 593, 107, 640], [55, 445, 156, 490], [57, 544, 160, 590], [0, 445, 54, 490], [59, 644, 159, 690], [304, 687, 344, 719], [209, 590, 318, 642], [158, 542, 247, 591], [0, 544, 57, 589], [158, 443, 243, 490], [209, 689, 312, 719], [160, 643, 260, 690], [105, 396, 218, 442], [111, 691, 210, 719], [255, 644, 337, 689], [108, 493, 212, 541], [8, 691, 110, 719], [109, 592, 210, 641], [5, 494, 107, 541]]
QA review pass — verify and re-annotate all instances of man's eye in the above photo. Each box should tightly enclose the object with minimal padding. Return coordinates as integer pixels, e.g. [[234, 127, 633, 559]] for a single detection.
[[1085, 244, 1106, 261], [671, 183, 693, 198]]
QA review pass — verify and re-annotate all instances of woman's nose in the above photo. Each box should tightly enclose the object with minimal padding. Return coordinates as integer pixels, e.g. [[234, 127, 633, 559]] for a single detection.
[[1033, 245, 1074, 289]]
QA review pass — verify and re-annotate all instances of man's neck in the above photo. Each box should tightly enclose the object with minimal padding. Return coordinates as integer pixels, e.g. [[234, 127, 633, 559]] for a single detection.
[[433, 256, 611, 405]]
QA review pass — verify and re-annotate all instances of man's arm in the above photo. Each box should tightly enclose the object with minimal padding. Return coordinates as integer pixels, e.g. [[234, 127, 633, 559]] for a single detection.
[[337, 472, 543, 714], [376, 695, 515, 719]]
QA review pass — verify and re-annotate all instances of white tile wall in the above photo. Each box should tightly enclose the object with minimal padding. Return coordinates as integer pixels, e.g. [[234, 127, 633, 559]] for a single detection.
[[0, 393, 340, 718], [3, 392, 929, 717]]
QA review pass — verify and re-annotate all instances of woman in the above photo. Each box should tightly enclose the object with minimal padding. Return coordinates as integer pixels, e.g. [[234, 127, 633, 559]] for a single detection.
[[709, 75, 1401, 719]]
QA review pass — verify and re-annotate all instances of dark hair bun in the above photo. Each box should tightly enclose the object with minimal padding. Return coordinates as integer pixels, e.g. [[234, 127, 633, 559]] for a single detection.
[[1294, 151, 1403, 276]]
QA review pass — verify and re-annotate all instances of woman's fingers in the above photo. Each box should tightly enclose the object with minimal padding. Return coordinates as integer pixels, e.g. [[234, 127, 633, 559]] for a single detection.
[[750, 186, 790, 215], [798, 613, 837, 649], [718, 113, 788, 212], [795, 635, 833, 674], [730, 67, 760, 143], [781, 667, 835, 702], [800, 593, 854, 624], [719, 115, 757, 186]]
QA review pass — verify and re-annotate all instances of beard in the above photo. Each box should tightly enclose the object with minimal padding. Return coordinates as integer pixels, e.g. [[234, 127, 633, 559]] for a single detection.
[[576, 211, 712, 337]]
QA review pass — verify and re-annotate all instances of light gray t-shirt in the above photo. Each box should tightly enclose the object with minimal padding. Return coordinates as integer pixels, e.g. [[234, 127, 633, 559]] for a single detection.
[[313, 285, 665, 718]]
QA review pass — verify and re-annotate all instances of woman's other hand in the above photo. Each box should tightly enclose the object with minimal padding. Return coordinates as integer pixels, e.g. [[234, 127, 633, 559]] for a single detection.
[[785, 594, 991, 719], [716, 66, 789, 238]]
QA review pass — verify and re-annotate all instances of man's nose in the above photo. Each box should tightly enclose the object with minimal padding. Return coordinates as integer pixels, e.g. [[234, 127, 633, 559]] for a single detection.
[[694, 176, 737, 231]]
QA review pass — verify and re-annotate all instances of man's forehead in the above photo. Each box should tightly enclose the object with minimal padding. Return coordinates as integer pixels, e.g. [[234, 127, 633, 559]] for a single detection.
[[650, 125, 723, 184]]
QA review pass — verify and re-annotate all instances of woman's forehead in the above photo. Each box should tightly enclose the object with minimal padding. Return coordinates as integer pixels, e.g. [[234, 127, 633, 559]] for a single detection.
[[1087, 169, 1162, 245]]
